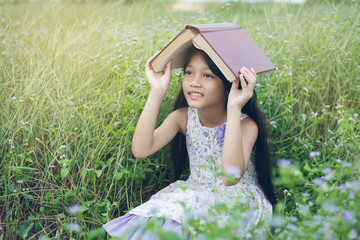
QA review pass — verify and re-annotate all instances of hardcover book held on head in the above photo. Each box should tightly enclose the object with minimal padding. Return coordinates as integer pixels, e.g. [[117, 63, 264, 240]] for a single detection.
[[150, 23, 276, 82]]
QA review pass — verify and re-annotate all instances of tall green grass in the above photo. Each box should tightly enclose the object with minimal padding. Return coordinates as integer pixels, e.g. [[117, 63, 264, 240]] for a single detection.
[[0, 0, 359, 239]]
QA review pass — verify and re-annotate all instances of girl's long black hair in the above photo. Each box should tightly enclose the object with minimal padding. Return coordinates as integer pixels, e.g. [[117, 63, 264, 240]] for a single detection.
[[171, 48, 277, 207]]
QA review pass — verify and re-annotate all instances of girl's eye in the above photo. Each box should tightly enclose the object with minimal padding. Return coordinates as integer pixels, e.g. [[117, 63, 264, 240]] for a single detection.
[[184, 70, 192, 75], [204, 73, 213, 79]]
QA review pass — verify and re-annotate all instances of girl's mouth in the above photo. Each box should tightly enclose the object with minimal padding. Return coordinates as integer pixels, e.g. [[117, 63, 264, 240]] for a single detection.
[[189, 92, 204, 99]]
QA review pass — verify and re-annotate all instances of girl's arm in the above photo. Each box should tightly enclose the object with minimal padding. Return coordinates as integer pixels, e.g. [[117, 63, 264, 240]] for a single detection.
[[221, 67, 258, 186], [132, 53, 184, 158]]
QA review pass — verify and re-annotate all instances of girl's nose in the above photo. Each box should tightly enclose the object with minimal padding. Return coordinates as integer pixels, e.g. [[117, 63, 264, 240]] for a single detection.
[[190, 75, 201, 87]]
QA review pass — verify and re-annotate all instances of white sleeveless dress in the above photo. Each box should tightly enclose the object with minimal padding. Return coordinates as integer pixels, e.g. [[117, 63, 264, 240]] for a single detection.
[[103, 107, 272, 238]]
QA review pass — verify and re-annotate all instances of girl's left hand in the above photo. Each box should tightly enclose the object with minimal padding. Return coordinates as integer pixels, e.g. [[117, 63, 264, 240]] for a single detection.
[[227, 67, 256, 111]]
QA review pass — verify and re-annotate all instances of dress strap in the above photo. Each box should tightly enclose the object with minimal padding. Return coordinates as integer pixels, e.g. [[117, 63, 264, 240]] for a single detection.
[[187, 107, 198, 128]]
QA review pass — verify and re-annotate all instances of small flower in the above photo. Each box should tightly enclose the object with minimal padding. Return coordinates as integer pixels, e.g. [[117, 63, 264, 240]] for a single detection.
[[343, 210, 357, 224], [225, 165, 241, 178], [59, 145, 66, 150], [16, 180, 23, 184], [302, 192, 310, 197], [322, 202, 339, 213], [348, 229, 358, 239], [48, 165, 55, 168], [277, 159, 292, 168], [342, 161, 349, 168], [68, 221, 82, 232], [303, 87, 309, 92], [335, 104, 342, 109], [314, 178, 325, 186], [322, 167, 334, 180], [68, 204, 81, 215], [309, 151, 320, 157]]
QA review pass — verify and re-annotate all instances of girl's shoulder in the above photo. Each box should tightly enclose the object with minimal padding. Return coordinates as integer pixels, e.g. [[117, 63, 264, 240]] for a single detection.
[[171, 107, 188, 135]]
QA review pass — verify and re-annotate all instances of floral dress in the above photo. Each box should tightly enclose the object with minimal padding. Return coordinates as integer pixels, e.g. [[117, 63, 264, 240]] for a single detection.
[[103, 107, 272, 238]]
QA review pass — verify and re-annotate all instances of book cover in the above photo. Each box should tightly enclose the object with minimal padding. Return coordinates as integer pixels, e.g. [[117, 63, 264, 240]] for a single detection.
[[151, 23, 275, 81]]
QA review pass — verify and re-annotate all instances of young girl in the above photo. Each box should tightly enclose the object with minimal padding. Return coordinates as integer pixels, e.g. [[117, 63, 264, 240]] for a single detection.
[[103, 49, 277, 239]]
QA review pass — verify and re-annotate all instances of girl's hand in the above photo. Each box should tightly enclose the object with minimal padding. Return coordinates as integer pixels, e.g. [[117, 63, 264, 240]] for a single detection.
[[227, 67, 256, 111], [145, 52, 173, 97]]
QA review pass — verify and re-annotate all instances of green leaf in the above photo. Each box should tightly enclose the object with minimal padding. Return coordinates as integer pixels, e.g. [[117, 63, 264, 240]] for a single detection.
[[35, 220, 43, 232], [128, 126, 136, 132], [16, 221, 34, 239], [10, 166, 37, 173], [105, 125, 113, 133], [86, 228, 106, 240], [95, 170, 102, 178], [115, 172, 123, 180], [61, 168, 69, 180]]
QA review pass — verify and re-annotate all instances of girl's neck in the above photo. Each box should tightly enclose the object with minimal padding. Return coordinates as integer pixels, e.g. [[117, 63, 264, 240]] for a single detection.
[[197, 106, 227, 128]]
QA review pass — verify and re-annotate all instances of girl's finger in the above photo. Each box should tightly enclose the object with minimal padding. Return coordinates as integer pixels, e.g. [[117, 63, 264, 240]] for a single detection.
[[231, 79, 240, 90], [164, 60, 173, 76], [240, 67, 256, 86], [239, 74, 247, 89], [146, 51, 161, 70], [250, 68, 256, 76]]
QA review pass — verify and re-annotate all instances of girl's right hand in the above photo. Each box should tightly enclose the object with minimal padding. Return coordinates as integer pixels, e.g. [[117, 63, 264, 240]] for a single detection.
[[145, 52, 173, 97]]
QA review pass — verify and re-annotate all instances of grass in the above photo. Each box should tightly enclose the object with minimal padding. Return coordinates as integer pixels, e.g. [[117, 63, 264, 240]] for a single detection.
[[0, 0, 359, 239]]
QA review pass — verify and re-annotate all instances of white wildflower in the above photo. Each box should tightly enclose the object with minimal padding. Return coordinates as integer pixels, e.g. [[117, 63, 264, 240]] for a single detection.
[[68, 204, 81, 215], [225, 165, 241, 178], [69, 222, 81, 232]]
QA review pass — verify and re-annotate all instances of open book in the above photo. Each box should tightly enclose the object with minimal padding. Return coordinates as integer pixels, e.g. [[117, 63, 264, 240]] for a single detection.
[[151, 23, 275, 82]]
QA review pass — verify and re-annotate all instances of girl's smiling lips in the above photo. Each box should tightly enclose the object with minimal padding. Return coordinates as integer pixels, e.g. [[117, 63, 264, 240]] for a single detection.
[[188, 91, 204, 100]]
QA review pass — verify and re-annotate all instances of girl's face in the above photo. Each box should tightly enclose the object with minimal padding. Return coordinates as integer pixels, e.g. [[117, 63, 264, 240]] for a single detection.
[[182, 52, 228, 110]]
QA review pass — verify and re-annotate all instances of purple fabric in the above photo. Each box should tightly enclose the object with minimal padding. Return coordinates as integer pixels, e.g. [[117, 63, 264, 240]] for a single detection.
[[103, 213, 190, 239], [216, 124, 226, 147]]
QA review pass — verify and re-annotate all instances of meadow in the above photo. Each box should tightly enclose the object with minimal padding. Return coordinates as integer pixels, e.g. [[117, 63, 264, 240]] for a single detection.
[[0, 0, 359, 239]]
